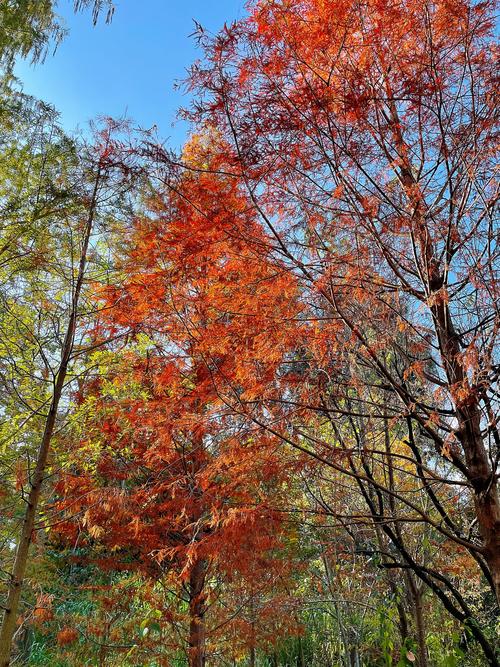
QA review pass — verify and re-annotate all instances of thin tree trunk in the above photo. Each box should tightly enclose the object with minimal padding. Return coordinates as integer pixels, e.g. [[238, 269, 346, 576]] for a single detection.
[[380, 413, 411, 647], [0, 166, 101, 666], [406, 576, 428, 667], [413, 587, 428, 667], [188, 558, 207, 667]]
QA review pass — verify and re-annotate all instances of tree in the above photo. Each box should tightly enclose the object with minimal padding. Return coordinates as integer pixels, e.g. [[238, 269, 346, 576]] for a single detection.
[[1, 0, 498, 663], [0, 0, 114, 77], [52, 348, 301, 665], [178, 0, 499, 660], [0, 117, 140, 665], [51, 140, 303, 666]]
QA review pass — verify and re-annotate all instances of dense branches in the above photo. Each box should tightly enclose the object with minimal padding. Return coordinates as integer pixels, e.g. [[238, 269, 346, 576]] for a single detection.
[[0, 0, 498, 664]]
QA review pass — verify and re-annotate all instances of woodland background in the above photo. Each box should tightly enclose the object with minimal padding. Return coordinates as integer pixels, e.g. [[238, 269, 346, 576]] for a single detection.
[[0, 1, 498, 665]]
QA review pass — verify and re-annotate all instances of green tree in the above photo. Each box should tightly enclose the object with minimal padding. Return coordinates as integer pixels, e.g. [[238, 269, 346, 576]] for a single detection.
[[0, 0, 114, 77], [0, 92, 142, 663]]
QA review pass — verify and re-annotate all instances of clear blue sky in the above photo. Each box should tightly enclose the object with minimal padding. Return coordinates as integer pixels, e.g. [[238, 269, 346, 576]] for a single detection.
[[15, 0, 244, 147]]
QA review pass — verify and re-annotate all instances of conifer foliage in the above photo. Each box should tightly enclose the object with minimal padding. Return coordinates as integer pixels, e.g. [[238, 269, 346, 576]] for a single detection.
[[0, 0, 498, 665]]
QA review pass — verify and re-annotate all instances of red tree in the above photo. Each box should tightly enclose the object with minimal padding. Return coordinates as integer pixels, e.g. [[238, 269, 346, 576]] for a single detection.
[[178, 0, 499, 661], [54, 137, 303, 665]]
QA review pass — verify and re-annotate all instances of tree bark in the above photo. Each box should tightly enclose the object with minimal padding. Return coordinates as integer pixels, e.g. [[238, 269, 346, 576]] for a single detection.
[[432, 298, 500, 603]]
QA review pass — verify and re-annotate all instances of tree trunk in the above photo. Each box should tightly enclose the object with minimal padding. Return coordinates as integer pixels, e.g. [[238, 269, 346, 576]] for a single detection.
[[389, 101, 500, 604], [0, 380, 64, 664], [457, 402, 500, 603], [0, 165, 101, 666], [433, 298, 500, 603], [407, 578, 428, 667], [188, 558, 207, 667]]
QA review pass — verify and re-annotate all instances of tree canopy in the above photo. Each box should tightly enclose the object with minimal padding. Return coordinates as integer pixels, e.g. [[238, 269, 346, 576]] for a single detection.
[[0, 0, 498, 665]]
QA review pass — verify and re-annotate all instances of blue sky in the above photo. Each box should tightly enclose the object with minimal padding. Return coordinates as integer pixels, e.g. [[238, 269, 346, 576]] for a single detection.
[[15, 0, 244, 147]]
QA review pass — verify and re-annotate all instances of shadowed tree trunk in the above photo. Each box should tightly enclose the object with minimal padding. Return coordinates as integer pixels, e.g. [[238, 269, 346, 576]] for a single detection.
[[188, 558, 207, 667]]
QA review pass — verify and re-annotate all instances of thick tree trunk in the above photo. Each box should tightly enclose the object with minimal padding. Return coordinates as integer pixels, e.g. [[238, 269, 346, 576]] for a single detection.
[[0, 166, 101, 666], [460, 404, 500, 603], [433, 299, 500, 603], [188, 559, 207, 667]]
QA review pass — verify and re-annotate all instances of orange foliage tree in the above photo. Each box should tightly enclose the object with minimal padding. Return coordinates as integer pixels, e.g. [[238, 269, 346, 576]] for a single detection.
[[53, 138, 303, 666], [175, 0, 499, 662]]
